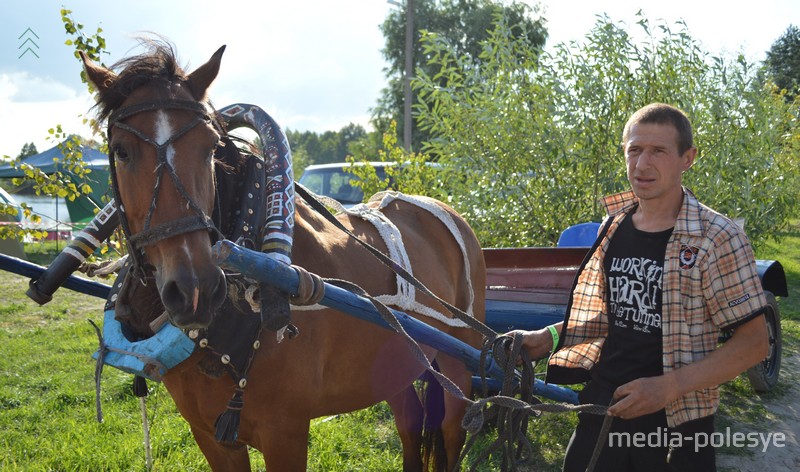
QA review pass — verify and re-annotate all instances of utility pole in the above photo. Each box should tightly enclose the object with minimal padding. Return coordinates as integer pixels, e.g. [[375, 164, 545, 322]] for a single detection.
[[388, 0, 414, 152], [403, 0, 414, 152]]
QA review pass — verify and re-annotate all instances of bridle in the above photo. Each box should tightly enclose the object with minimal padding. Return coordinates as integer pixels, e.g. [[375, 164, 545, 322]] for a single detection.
[[107, 99, 225, 280]]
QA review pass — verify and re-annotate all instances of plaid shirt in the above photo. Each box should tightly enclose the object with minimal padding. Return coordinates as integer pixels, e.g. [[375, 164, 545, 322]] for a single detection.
[[547, 188, 767, 427]]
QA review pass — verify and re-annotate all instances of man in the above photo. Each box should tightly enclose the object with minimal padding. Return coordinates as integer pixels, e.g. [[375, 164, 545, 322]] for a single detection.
[[513, 103, 769, 471]]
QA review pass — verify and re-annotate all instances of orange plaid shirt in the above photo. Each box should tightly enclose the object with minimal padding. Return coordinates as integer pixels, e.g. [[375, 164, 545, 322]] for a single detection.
[[547, 188, 767, 427]]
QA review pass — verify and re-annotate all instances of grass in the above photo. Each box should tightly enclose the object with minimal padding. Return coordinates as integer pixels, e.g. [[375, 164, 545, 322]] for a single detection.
[[0, 246, 220, 471], [0, 223, 797, 470], [23, 239, 71, 266]]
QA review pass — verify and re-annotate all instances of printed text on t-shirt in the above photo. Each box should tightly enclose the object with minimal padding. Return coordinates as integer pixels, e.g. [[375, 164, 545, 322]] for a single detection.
[[608, 256, 663, 333]]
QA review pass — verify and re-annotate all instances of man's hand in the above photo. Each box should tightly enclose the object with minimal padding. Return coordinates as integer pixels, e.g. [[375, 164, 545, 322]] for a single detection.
[[505, 323, 562, 361], [608, 314, 768, 419], [608, 375, 680, 419]]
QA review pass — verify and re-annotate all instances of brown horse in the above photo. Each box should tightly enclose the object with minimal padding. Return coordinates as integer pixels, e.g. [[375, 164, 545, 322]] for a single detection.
[[81, 42, 486, 471]]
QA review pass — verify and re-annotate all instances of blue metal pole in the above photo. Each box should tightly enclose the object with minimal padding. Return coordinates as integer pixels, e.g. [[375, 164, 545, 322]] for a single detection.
[[212, 240, 578, 404]]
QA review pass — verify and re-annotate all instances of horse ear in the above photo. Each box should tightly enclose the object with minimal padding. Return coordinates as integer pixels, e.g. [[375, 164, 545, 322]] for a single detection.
[[80, 51, 117, 93], [187, 45, 226, 101]]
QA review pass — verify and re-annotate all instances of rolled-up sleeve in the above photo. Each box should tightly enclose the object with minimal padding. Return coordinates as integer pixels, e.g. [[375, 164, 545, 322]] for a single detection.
[[703, 225, 767, 329]]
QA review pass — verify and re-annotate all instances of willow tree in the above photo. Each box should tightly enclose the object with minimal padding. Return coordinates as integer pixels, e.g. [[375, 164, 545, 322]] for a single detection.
[[414, 13, 800, 248]]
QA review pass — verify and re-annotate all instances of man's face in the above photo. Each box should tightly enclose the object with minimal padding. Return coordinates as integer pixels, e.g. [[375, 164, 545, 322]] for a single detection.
[[624, 122, 696, 203]]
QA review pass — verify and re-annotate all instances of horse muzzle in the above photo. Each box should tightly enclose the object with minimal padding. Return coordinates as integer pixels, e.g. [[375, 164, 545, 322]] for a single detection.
[[158, 267, 227, 329]]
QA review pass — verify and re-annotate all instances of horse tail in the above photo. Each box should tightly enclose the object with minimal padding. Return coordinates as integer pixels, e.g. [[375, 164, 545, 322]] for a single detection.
[[420, 362, 447, 471]]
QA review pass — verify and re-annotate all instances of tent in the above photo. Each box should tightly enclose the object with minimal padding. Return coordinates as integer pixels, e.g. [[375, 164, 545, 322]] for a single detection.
[[0, 137, 110, 224]]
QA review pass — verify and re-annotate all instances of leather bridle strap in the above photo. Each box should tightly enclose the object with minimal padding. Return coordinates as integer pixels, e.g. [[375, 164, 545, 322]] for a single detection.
[[128, 215, 217, 248], [108, 100, 212, 125], [107, 99, 223, 279]]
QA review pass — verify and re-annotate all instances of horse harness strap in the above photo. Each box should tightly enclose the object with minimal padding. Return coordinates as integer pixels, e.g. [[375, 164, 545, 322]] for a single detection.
[[108, 99, 212, 124], [128, 215, 216, 248]]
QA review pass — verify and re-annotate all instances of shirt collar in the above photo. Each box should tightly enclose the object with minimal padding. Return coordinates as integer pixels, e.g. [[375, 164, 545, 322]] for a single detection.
[[601, 190, 638, 216], [601, 187, 704, 237]]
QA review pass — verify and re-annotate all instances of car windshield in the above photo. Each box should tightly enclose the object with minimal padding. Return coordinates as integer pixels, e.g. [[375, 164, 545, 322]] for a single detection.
[[299, 165, 388, 205]]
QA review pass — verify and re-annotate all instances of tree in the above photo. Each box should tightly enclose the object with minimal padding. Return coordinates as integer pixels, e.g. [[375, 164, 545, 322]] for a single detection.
[[766, 24, 800, 101], [16, 143, 38, 159], [347, 121, 447, 201], [415, 13, 800, 248], [286, 123, 380, 177], [376, 0, 547, 151], [286, 124, 365, 166], [0, 9, 108, 242]]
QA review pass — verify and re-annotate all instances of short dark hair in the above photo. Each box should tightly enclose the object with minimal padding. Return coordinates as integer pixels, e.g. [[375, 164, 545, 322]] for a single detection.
[[622, 103, 694, 154]]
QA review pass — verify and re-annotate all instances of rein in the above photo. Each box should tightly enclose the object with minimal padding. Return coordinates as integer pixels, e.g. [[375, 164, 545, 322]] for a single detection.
[[107, 99, 223, 279]]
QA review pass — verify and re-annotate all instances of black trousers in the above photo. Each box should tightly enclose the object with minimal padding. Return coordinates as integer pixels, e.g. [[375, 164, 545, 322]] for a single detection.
[[562, 381, 716, 472]]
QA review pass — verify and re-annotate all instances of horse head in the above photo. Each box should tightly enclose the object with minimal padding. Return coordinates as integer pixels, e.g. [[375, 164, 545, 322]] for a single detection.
[[81, 42, 228, 329]]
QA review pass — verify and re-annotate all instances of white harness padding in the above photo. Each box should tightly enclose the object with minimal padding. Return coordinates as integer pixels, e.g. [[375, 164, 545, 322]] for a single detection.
[[294, 191, 475, 328]]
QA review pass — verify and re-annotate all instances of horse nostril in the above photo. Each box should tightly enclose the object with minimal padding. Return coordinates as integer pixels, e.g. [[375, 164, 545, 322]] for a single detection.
[[161, 279, 191, 314]]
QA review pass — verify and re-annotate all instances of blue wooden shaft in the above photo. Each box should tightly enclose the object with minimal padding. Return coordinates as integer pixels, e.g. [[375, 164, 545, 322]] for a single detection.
[[213, 240, 499, 374], [212, 240, 578, 404], [0, 253, 110, 300]]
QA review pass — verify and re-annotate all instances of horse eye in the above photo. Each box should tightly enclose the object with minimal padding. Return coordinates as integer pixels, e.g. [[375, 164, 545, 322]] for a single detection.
[[112, 146, 130, 162]]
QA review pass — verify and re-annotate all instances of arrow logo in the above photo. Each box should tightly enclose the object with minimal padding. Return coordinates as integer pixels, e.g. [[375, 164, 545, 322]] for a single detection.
[[18, 27, 40, 59]]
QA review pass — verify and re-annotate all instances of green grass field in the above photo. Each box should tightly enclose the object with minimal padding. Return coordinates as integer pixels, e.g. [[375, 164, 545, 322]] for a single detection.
[[1, 226, 797, 471]]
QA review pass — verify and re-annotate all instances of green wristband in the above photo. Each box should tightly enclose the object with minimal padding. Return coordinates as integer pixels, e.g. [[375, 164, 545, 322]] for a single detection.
[[547, 325, 559, 353]]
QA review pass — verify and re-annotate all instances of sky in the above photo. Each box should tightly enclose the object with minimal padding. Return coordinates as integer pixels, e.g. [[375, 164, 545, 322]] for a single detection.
[[1, 0, 798, 158]]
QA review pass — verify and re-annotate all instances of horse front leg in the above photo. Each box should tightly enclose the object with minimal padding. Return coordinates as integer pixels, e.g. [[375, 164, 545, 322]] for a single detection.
[[190, 426, 251, 472], [387, 385, 425, 471], [255, 417, 311, 472]]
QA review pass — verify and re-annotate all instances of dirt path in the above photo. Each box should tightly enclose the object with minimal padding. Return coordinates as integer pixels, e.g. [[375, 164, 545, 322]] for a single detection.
[[717, 347, 800, 471]]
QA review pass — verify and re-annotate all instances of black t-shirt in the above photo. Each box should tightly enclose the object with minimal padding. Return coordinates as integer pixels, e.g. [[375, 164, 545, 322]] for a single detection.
[[591, 212, 673, 388]]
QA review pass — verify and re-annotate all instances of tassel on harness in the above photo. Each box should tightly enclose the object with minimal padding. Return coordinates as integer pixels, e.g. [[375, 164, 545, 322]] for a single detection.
[[205, 268, 320, 426], [133, 376, 154, 471], [133, 375, 149, 397], [215, 387, 245, 445]]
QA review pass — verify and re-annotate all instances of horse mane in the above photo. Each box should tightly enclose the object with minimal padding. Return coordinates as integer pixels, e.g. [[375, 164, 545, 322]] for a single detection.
[[92, 38, 190, 122], [215, 135, 252, 172]]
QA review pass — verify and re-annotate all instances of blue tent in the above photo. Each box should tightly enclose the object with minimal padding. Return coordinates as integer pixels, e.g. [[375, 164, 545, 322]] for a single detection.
[[0, 138, 108, 177], [0, 138, 110, 223]]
